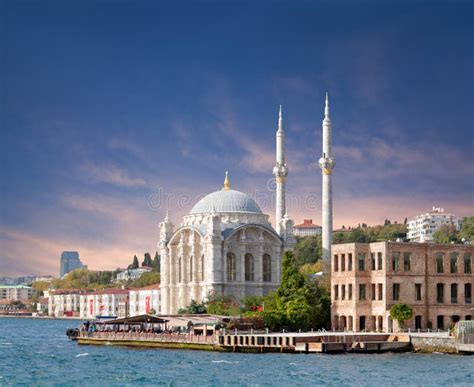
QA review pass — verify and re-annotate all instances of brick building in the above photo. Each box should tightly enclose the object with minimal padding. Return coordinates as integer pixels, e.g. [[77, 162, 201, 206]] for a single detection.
[[331, 242, 473, 332]]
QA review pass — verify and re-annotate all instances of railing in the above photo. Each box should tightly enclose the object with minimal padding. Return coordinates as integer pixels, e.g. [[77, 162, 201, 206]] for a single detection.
[[81, 331, 217, 345]]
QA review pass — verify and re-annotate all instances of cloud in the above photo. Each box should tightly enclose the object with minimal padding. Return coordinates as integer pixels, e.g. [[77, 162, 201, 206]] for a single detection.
[[81, 162, 147, 188]]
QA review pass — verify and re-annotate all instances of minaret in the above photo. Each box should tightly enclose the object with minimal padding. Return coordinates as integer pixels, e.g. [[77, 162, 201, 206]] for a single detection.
[[273, 105, 288, 236], [319, 93, 335, 264]]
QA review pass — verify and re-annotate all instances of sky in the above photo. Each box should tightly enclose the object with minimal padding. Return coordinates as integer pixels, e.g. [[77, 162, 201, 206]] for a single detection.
[[1, 0, 473, 276]]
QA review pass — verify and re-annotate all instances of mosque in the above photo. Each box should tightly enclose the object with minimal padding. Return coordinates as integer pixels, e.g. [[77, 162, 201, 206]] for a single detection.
[[158, 107, 297, 314]]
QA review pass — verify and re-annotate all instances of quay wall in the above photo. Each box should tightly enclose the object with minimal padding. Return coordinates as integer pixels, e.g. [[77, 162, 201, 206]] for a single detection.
[[410, 336, 458, 354]]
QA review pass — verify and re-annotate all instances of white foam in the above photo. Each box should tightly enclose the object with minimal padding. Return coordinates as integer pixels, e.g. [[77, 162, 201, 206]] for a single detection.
[[75, 353, 89, 357], [211, 360, 238, 364]]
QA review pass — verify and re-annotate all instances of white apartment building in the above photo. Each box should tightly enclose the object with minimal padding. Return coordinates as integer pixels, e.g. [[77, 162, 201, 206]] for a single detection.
[[48, 290, 84, 317], [79, 289, 129, 319], [293, 219, 322, 237], [129, 285, 161, 316], [116, 267, 152, 282], [0, 285, 35, 301], [407, 207, 462, 243]]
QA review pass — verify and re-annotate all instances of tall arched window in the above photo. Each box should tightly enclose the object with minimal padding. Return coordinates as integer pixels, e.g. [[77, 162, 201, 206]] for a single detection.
[[227, 253, 236, 281], [245, 253, 254, 281], [263, 254, 271, 282], [201, 255, 205, 281], [178, 257, 182, 283], [189, 256, 193, 282]]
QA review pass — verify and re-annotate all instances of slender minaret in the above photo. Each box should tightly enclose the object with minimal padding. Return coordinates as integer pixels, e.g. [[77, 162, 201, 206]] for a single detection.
[[319, 93, 335, 264], [273, 105, 288, 236]]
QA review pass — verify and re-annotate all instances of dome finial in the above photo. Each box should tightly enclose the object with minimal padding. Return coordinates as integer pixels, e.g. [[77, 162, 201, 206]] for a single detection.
[[223, 170, 230, 190]]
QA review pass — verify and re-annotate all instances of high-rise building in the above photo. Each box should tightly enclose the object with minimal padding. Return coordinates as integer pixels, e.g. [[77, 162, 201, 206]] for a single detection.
[[60, 251, 87, 277], [407, 207, 462, 243]]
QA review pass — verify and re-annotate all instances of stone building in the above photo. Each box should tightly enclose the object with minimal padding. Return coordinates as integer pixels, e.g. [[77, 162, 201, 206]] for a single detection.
[[293, 219, 322, 237], [159, 108, 296, 314], [331, 241, 473, 332]]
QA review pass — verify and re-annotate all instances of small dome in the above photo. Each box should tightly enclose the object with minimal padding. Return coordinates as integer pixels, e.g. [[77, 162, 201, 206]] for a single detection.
[[189, 189, 262, 215]]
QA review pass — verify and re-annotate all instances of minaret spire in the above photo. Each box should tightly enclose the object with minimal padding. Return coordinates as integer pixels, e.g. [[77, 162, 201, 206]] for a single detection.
[[273, 105, 288, 236], [319, 92, 335, 266]]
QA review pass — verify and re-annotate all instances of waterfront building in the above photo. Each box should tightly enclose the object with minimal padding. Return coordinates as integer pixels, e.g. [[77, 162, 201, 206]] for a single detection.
[[116, 267, 152, 282], [407, 207, 462, 243], [0, 285, 35, 301], [293, 219, 322, 237], [159, 108, 296, 314], [129, 284, 161, 316], [48, 289, 85, 317], [79, 289, 129, 319], [60, 251, 87, 277], [36, 297, 49, 315], [318, 94, 335, 264], [331, 241, 473, 332]]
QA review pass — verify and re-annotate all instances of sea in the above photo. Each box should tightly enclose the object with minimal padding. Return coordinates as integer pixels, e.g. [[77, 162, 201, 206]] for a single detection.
[[0, 317, 472, 386]]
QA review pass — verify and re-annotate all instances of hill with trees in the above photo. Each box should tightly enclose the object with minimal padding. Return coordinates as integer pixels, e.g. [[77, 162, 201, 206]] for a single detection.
[[433, 217, 474, 244]]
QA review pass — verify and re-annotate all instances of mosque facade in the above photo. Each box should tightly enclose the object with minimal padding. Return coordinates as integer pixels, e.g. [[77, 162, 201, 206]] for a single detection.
[[158, 109, 296, 314]]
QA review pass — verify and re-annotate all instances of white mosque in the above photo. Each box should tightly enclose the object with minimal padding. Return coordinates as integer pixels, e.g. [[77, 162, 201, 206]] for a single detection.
[[158, 107, 297, 314]]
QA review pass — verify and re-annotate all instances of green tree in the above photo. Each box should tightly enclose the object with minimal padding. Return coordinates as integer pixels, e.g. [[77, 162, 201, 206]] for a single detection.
[[31, 281, 50, 295], [294, 236, 322, 264], [132, 271, 160, 288], [433, 225, 459, 244], [129, 255, 140, 270], [152, 252, 161, 272], [178, 299, 207, 314], [390, 303, 413, 330], [459, 217, 474, 242], [143, 253, 152, 267], [278, 251, 306, 301], [148, 308, 157, 315]]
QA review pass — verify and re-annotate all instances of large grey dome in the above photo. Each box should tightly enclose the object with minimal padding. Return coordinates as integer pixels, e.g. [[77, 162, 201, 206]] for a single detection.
[[189, 189, 262, 215]]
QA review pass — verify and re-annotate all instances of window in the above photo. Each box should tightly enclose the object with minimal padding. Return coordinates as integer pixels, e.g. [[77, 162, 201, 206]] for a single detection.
[[371, 253, 376, 270], [393, 283, 400, 301], [333, 254, 339, 271], [450, 253, 458, 273], [349, 284, 353, 300], [403, 252, 411, 272], [415, 315, 422, 330], [245, 254, 254, 281], [359, 316, 366, 331], [371, 284, 376, 300], [358, 254, 365, 271], [359, 284, 366, 300], [464, 254, 472, 274], [466, 283, 472, 304], [377, 252, 383, 270], [333, 285, 339, 300], [415, 284, 422, 301], [190, 256, 193, 282], [436, 253, 444, 273], [378, 284, 383, 300], [341, 285, 346, 300], [201, 255, 205, 281], [392, 252, 400, 272], [437, 283, 444, 303], [437, 315, 444, 330], [341, 254, 346, 271], [348, 254, 353, 271], [263, 254, 271, 282], [451, 283, 458, 304], [226, 253, 236, 281]]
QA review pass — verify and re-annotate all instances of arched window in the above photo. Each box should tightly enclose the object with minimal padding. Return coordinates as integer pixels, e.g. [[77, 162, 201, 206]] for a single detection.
[[178, 257, 182, 283], [227, 253, 236, 281], [245, 253, 254, 281], [190, 256, 193, 282], [201, 255, 205, 281], [263, 254, 271, 282]]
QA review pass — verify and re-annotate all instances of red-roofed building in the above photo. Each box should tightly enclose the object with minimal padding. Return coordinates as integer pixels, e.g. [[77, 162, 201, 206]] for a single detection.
[[293, 219, 322, 237], [129, 284, 161, 316], [79, 288, 129, 319]]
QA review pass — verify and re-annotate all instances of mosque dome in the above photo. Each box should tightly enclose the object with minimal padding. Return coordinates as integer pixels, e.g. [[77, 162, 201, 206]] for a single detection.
[[189, 172, 262, 215]]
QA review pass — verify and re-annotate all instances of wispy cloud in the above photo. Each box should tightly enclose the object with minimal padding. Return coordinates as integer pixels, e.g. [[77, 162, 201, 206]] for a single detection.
[[81, 162, 147, 188]]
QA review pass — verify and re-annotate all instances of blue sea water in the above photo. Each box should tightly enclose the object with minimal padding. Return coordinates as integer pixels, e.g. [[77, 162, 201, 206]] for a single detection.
[[0, 317, 472, 386]]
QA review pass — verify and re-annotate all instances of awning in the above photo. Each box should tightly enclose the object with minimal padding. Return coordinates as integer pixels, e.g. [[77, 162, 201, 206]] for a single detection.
[[102, 314, 169, 325]]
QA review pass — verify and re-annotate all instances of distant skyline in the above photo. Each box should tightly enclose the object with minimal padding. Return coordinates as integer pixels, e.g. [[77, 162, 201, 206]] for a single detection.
[[1, 1, 473, 276]]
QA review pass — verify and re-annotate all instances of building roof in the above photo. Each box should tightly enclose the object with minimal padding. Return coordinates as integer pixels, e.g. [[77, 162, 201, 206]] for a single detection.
[[103, 314, 168, 325], [92, 288, 129, 295], [189, 189, 262, 215], [294, 219, 321, 229], [132, 284, 160, 291], [0, 285, 33, 289]]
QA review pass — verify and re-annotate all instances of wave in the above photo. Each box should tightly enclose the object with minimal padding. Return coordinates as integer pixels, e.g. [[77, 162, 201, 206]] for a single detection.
[[75, 353, 89, 358], [211, 360, 238, 364]]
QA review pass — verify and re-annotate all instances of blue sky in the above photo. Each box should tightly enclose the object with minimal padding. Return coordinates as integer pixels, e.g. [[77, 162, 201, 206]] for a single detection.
[[1, 0, 473, 276]]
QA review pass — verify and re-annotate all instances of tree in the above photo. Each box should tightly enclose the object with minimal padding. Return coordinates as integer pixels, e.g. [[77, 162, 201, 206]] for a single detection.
[[384, 219, 391, 226], [31, 281, 50, 295], [132, 271, 160, 288], [294, 236, 322, 264], [433, 225, 459, 244], [278, 251, 306, 301], [390, 303, 413, 330], [148, 308, 156, 315], [130, 255, 140, 269], [152, 252, 161, 272], [142, 253, 152, 267], [459, 217, 474, 242]]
